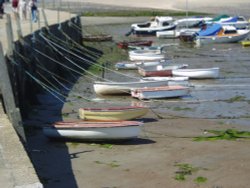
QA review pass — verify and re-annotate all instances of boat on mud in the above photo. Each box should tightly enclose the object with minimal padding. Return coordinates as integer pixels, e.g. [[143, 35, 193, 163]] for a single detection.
[[93, 80, 169, 95], [117, 40, 153, 49], [172, 67, 220, 79], [79, 106, 149, 121], [115, 59, 171, 70], [129, 16, 176, 36], [195, 24, 250, 45], [138, 64, 188, 77], [43, 121, 143, 141], [131, 85, 190, 100]]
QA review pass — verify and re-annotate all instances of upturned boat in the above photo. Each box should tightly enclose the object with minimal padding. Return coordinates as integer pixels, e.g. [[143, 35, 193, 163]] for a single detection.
[[131, 86, 190, 100], [43, 121, 143, 141], [79, 106, 149, 121], [138, 64, 188, 77], [93, 80, 169, 95], [172, 67, 220, 79]]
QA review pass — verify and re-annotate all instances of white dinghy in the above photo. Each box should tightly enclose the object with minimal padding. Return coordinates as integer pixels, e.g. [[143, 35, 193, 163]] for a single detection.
[[131, 86, 190, 100], [93, 80, 169, 95], [43, 121, 143, 141], [172, 67, 220, 79]]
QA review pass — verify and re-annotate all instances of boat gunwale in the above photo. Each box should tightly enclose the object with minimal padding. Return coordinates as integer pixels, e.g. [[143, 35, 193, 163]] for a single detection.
[[45, 121, 143, 129], [80, 106, 148, 112]]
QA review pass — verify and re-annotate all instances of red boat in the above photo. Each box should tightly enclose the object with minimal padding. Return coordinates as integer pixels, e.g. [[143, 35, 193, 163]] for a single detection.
[[117, 40, 153, 49]]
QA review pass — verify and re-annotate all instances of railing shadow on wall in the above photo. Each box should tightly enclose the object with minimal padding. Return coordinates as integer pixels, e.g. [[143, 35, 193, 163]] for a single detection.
[[1, 8, 102, 186]]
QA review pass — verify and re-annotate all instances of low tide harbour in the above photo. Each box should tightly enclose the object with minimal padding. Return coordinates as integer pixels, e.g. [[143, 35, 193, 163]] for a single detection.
[[25, 16, 250, 188]]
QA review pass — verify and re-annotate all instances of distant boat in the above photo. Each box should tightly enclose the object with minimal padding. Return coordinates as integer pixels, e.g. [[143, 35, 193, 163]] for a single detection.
[[241, 40, 250, 47], [115, 60, 171, 70], [82, 34, 112, 42], [138, 64, 188, 77], [117, 40, 153, 49], [172, 67, 220, 79], [206, 15, 249, 29], [131, 86, 190, 100], [43, 121, 143, 141], [130, 16, 176, 36], [93, 80, 169, 95], [129, 50, 166, 61], [79, 106, 149, 121], [195, 24, 250, 45], [141, 76, 190, 86]]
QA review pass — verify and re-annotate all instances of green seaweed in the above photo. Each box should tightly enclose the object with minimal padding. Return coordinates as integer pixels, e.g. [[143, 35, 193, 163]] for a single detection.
[[174, 163, 198, 181], [100, 144, 113, 149], [174, 163, 207, 182], [193, 129, 250, 141], [226, 95, 246, 103], [194, 176, 207, 183]]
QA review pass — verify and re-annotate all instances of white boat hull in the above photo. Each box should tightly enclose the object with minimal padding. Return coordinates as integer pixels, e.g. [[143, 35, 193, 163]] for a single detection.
[[94, 80, 169, 95], [43, 123, 142, 141], [172, 67, 220, 79], [115, 60, 170, 70], [129, 53, 165, 61], [131, 86, 189, 100], [141, 76, 190, 86]]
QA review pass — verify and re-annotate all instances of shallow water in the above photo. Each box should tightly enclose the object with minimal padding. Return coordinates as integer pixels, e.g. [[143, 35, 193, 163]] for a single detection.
[[72, 22, 250, 126]]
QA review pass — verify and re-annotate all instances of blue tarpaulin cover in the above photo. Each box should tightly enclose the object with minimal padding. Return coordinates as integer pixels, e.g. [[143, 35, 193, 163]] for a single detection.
[[198, 24, 222, 36]]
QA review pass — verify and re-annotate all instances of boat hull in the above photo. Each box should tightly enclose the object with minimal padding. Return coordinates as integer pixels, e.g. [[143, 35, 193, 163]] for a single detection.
[[138, 64, 188, 77], [43, 121, 143, 141], [141, 77, 190, 86], [117, 40, 153, 49], [79, 107, 149, 121], [241, 40, 250, 47], [196, 30, 250, 45], [132, 25, 176, 36], [93, 80, 169, 95], [115, 60, 170, 70], [129, 53, 165, 61], [131, 86, 189, 100], [172, 67, 220, 79]]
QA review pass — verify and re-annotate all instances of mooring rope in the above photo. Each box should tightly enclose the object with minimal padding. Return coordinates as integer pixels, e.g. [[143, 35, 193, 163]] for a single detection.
[[40, 32, 140, 81]]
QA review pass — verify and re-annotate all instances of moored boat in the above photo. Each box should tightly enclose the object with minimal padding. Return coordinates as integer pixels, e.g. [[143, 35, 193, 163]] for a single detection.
[[129, 51, 166, 61], [79, 106, 149, 121], [43, 121, 143, 141], [241, 40, 250, 47], [172, 67, 220, 79], [117, 40, 153, 49], [82, 34, 113, 42], [138, 64, 188, 77], [115, 60, 171, 70], [130, 16, 176, 36], [141, 76, 190, 86], [93, 80, 169, 95], [131, 86, 190, 100], [195, 24, 250, 45]]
